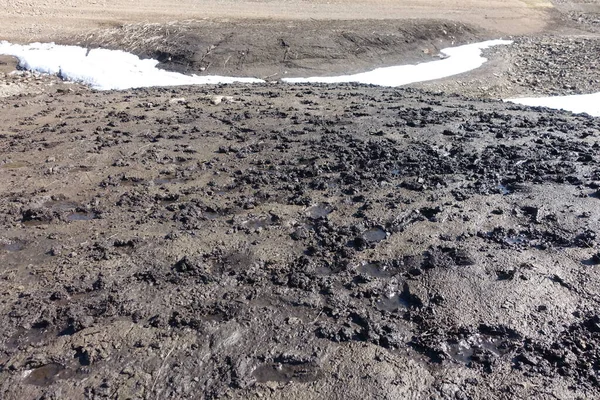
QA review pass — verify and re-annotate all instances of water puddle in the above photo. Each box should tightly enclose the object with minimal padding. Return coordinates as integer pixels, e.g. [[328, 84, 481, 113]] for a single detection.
[[66, 211, 97, 221], [22, 219, 49, 227], [153, 175, 183, 185], [242, 216, 276, 230], [375, 294, 409, 312], [24, 363, 74, 386], [305, 203, 334, 219], [203, 210, 220, 220], [363, 227, 387, 243], [253, 362, 321, 383], [1, 238, 25, 252], [442, 335, 508, 365], [43, 199, 79, 212], [313, 264, 332, 276], [6, 325, 55, 351], [357, 262, 393, 278], [1, 161, 29, 169], [497, 183, 512, 195], [504, 235, 528, 246]]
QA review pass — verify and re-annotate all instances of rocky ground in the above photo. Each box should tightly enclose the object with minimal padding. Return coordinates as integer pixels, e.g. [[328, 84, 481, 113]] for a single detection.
[[1, 82, 600, 399]]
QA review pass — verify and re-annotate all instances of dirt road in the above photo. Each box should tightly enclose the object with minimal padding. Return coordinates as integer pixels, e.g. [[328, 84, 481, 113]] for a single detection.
[[1, 0, 555, 42]]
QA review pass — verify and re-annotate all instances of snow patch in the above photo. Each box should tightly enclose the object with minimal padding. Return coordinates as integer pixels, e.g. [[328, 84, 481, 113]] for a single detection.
[[282, 40, 513, 86], [0, 41, 263, 90], [0, 40, 514, 91], [506, 93, 600, 117]]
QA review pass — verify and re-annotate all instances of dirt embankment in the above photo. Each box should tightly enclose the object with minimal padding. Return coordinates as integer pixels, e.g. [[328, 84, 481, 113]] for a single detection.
[[73, 19, 480, 78], [1, 84, 599, 399]]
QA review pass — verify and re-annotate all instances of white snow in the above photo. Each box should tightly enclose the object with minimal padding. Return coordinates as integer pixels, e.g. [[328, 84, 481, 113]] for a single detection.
[[0, 39, 513, 91], [505, 93, 600, 117], [2, 40, 598, 118], [0, 41, 263, 90], [282, 40, 513, 86]]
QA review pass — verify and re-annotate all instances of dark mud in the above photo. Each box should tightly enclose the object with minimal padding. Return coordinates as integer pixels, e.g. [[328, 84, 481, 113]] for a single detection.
[[1, 83, 600, 399]]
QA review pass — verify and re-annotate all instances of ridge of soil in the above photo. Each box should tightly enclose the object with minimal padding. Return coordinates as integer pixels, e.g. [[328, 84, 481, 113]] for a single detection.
[[73, 19, 481, 79]]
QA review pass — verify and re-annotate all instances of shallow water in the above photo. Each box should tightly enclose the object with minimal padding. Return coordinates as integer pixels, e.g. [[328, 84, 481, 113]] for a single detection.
[[363, 227, 387, 243]]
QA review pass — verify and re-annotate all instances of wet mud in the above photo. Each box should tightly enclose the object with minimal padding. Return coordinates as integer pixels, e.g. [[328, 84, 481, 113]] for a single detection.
[[0, 83, 599, 399]]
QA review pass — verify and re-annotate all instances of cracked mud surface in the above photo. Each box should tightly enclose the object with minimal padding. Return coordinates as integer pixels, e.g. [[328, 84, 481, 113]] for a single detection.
[[1, 84, 599, 399]]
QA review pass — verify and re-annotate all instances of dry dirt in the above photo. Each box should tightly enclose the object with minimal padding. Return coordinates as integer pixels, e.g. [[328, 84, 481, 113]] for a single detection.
[[1, 1, 600, 400], [1, 0, 556, 42]]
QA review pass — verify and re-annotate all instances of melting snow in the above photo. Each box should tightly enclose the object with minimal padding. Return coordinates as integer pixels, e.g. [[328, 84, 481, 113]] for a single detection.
[[0, 39, 513, 91], [506, 93, 600, 117], [1, 40, 597, 117], [0, 41, 263, 90], [282, 40, 513, 86]]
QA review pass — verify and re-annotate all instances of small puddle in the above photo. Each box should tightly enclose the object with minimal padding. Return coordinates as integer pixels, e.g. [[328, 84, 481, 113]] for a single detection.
[[442, 335, 507, 364], [242, 216, 274, 230], [363, 227, 387, 243], [357, 262, 393, 278], [497, 184, 512, 195], [306, 203, 334, 219], [1, 239, 25, 252], [43, 200, 79, 212], [66, 212, 96, 221], [2, 161, 29, 169], [504, 235, 528, 245], [24, 363, 73, 386], [203, 211, 220, 220], [375, 294, 409, 312], [7, 326, 55, 351], [22, 219, 49, 227], [313, 265, 332, 276], [153, 175, 181, 185], [253, 362, 321, 383]]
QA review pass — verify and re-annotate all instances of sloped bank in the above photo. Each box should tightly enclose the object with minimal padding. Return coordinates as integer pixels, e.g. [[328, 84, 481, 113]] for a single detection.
[[72, 19, 482, 78]]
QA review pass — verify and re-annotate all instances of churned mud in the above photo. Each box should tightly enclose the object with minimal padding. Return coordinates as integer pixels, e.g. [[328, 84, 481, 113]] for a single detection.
[[1, 0, 600, 398], [1, 83, 599, 399]]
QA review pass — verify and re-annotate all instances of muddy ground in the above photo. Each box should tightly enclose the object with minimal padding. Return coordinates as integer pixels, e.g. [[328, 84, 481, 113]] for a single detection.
[[1, 82, 600, 399], [1, 0, 600, 398]]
